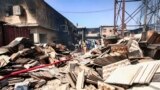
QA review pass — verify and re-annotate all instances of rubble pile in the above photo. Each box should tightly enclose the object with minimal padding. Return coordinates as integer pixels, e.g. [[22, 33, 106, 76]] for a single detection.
[[0, 30, 160, 90], [0, 37, 71, 90], [139, 30, 160, 59]]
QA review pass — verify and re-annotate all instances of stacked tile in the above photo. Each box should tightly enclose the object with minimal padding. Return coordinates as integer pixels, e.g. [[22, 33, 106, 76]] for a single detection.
[[103, 59, 131, 80], [130, 82, 160, 90], [93, 55, 127, 66], [151, 66, 160, 82], [105, 61, 160, 85], [105, 65, 142, 85], [133, 61, 160, 84]]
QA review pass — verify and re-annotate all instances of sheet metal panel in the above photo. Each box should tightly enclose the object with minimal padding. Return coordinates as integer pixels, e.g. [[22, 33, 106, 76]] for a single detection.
[[3, 26, 30, 45], [0, 24, 3, 46]]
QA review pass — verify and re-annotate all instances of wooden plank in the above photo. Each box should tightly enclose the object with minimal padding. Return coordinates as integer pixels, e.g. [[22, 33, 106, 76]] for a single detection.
[[76, 70, 85, 90], [86, 79, 97, 85], [98, 81, 116, 90], [0, 55, 10, 68], [66, 73, 76, 88], [94, 55, 126, 66]]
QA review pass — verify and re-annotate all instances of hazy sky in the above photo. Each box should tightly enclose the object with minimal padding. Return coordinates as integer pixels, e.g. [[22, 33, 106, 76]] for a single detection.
[[45, 0, 140, 28]]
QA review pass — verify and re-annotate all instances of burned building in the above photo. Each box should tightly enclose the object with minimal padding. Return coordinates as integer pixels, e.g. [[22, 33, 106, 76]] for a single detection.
[[100, 26, 116, 37], [0, 0, 77, 46]]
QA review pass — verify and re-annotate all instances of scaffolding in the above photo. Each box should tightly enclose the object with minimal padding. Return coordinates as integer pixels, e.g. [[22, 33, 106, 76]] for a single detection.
[[114, 0, 160, 36], [139, 0, 160, 32], [114, 0, 142, 36]]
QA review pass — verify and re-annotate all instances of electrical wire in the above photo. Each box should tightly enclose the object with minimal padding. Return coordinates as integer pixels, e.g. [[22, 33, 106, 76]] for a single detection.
[[58, 8, 114, 14]]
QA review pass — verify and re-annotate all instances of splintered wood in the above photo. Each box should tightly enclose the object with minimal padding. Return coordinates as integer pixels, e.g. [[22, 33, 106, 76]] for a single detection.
[[76, 70, 85, 90]]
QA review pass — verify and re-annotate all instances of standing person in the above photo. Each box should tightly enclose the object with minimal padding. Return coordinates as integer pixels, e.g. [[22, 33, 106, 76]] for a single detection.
[[81, 41, 87, 54], [95, 40, 100, 48], [93, 40, 98, 48], [85, 40, 91, 50], [78, 40, 82, 52]]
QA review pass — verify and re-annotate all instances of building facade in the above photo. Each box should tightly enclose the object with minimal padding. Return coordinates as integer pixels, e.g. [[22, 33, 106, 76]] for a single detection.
[[100, 26, 116, 37], [0, 0, 76, 46]]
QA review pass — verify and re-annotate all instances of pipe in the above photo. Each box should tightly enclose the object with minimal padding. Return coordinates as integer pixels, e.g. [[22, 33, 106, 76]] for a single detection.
[[0, 59, 70, 81]]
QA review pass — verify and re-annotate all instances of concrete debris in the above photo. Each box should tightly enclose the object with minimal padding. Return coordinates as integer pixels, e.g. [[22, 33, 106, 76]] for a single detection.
[[0, 55, 10, 68], [0, 31, 160, 90]]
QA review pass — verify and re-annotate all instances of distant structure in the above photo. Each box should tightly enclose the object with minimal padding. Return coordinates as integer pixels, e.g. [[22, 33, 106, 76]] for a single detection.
[[85, 28, 100, 40]]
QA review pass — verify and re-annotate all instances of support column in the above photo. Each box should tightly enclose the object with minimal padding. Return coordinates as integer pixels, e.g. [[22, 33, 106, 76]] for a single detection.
[[114, 0, 117, 34], [143, 0, 148, 32], [0, 23, 3, 46], [34, 33, 40, 43], [121, 0, 126, 37]]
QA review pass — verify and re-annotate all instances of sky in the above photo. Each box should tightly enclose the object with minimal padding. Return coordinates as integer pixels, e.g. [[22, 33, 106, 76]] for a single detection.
[[45, 0, 141, 28]]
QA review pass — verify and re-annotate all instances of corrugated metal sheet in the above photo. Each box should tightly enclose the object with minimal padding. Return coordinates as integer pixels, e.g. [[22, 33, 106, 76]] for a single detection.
[[3, 26, 30, 45], [0, 24, 3, 46], [0, 27, 3, 46]]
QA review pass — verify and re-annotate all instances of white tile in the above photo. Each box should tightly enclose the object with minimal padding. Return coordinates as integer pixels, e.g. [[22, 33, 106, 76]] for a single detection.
[[105, 65, 142, 85]]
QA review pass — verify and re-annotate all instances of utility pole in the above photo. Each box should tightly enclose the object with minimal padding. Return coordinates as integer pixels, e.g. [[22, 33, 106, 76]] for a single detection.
[[143, 0, 147, 32], [81, 27, 86, 43], [114, 0, 117, 34], [82, 28, 84, 42], [121, 0, 126, 37]]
